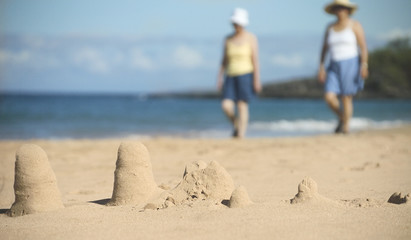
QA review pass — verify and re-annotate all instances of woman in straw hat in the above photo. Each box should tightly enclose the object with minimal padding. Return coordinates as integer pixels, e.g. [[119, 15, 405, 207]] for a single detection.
[[217, 8, 261, 138], [318, 0, 369, 134]]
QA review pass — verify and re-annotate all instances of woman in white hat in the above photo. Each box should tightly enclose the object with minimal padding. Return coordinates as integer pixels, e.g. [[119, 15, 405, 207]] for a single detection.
[[318, 0, 369, 134], [217, 8, 261, 138]]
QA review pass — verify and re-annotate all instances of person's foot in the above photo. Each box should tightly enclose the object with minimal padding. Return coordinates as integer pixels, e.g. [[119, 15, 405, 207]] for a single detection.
[[341, 125, 349, 134], [232, 129, 239, 138], [334, 121, 343, 134]]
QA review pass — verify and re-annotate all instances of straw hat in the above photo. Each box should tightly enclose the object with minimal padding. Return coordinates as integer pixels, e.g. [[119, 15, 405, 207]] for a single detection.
[[230, 8, 249, 27], [325, 0, 358, 15]]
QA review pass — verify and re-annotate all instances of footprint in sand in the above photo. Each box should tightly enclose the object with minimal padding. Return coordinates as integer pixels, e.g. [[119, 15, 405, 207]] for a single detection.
[[348, 162, 381, 171], [341, 198, 382, 208]]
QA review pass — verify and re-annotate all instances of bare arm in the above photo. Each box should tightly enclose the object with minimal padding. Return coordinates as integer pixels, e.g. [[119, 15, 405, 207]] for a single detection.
[[250, 33, 262, 93], [352, 21, 369, 79], [318, 25, 330, 83], [217, 38, 228, 91]]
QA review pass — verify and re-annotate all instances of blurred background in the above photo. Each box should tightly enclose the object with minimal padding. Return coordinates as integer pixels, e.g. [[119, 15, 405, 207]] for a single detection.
[[0, 0, 410, 139], [1, 0, 410, 94]]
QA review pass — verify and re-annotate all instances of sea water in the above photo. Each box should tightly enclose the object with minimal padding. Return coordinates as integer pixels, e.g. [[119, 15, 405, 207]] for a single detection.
[[1, 94, 410, 139]]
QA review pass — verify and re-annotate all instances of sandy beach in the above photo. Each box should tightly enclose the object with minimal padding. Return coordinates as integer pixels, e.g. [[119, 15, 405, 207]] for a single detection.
[[1, 126, 410, 240]]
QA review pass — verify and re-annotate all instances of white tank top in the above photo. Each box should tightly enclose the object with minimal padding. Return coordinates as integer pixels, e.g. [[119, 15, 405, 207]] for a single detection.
[[327, 24, 358, 61]]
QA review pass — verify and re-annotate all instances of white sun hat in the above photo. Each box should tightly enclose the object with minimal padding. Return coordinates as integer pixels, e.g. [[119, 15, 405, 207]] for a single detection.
[[230, 8, 249, 27]]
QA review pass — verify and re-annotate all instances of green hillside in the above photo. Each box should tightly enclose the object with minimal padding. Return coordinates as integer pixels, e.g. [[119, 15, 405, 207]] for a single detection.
[[262, 38, 411, 99]]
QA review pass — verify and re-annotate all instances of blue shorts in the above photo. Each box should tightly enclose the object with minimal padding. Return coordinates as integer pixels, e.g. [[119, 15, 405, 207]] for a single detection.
[[325, 56, 364, 96], [222, 73, 255, 102]]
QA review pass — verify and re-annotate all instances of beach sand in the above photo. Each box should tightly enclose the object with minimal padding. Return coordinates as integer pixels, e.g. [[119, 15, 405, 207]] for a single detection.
[[1, 126, 410, 239]]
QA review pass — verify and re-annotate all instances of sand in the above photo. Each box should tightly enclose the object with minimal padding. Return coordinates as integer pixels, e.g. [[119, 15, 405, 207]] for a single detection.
[[0, 126, 410, 239], [7, 144, 64, 217], [108, 141, 162, 206]]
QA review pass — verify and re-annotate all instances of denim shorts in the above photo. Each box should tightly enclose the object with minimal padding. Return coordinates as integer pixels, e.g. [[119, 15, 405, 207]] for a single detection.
[[222, 72, 255, 102], [325, 56, 364, 96]]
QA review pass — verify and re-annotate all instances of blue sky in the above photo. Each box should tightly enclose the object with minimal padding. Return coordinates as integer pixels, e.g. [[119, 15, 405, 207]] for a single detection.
[[1, 0, 410, 94]]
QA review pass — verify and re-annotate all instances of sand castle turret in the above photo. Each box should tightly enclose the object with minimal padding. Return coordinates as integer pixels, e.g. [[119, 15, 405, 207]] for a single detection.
[[228, 186, 253, 208], [108, 142, 161, 206], [8, 144, 64, 217], [290, 177, 321, 204]]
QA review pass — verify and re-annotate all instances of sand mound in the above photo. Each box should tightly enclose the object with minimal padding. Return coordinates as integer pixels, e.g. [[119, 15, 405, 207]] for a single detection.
[[107, 142, 163, 206], [290, 178, 386, 208], [183, 160, 207, 177], [388, 192, 410, 204], [228, 186, 253, 208], [290, 177, 327, 204], [145, 160, 239, 209], [8, 144, 64, 217], [169, 160, 235, 205]]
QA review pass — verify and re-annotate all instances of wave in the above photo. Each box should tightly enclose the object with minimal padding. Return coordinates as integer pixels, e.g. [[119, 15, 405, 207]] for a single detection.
[[159, 118, 409, 139], [248, 118, 408, 133], [148, 118, 409, 138]]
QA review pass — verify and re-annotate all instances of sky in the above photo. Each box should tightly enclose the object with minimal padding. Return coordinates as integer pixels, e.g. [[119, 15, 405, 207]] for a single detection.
[[1, 0, 410, 94]]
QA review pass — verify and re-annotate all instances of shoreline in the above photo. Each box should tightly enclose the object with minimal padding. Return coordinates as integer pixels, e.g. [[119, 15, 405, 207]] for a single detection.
[[1, 125, 410, 239], [1, 123, 410, 142]]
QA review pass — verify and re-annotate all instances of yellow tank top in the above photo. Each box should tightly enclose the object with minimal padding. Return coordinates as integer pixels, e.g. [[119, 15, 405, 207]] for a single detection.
[[226, 41, 254, 77]]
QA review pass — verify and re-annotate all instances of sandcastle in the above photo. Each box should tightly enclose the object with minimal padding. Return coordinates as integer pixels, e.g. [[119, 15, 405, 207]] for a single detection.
[[169, 160, 235, 204], [290, 177, 386, 208], [104, 142, 253, 210], [8, 144, 64, 217], [8, 141, 251, 215], [290, 177, 324, 204], [228, 186, 253, 208], [144, 159, 252, 209], [107, 142, 163, 206]]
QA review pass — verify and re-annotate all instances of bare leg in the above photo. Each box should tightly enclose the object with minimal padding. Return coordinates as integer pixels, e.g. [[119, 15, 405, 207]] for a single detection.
[[324, 92, 341, 117], [221, 99, 237, 135], [324, 92, 343, 133], [341, 96, 353, 133], [236, 101, 249, 138]]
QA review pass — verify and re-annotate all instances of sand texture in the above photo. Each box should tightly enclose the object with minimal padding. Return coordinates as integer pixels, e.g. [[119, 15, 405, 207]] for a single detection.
[[228, 186, 253, 208], [108, 142, 162, 206], [1, 126, 411, 239], [7, 144, 64, 217]]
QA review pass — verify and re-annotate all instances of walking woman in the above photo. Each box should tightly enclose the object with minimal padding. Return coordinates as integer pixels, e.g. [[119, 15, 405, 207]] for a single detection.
[[318, 0, 369, 134], [217, 8, 261, 138]]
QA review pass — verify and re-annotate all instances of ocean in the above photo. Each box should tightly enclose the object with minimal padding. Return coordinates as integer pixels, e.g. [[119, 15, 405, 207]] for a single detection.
[[1, 94, 411, 139]]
